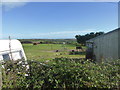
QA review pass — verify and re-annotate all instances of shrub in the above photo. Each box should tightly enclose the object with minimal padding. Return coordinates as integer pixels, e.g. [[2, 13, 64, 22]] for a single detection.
[[1, 59, 120, 89], [69, 50, 85, 55], [21, 41, 32, 44]]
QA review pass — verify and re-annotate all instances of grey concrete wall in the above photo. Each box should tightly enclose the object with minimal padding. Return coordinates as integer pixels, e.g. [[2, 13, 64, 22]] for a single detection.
[[118, 29, 120, 59], [0, 62, 2, 90], [93, 30, 119, 62], [118, 2, 120, 59], [118, 1, 120, 28]]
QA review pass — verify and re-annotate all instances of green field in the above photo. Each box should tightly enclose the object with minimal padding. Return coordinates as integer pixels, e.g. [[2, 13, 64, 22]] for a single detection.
[[23, 44, 85, 61]]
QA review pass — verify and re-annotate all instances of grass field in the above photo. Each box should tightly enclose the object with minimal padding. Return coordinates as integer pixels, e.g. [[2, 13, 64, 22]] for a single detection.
[[23, 44, 86, 61]]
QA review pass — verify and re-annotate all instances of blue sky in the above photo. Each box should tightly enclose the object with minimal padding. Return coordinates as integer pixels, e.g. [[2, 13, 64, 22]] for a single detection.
[[2, 2, 118, 39]]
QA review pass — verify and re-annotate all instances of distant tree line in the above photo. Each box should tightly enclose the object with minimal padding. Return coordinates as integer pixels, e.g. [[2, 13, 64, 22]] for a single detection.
[[19, 39, 76, 44], [75, 32, 104, 44]]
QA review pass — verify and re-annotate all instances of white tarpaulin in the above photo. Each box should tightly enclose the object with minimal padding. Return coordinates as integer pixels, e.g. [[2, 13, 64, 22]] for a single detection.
[[0, 40, 27, 60]]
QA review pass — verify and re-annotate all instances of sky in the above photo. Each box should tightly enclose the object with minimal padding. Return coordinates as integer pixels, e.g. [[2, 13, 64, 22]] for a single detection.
[[2, 2, 118, 39]]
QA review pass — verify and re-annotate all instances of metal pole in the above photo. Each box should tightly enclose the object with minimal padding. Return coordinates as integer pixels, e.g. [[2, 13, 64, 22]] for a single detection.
[[9, 36, 13, 61]]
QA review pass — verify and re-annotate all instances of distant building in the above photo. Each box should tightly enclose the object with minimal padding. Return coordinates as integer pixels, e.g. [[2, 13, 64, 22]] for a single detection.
[[86, 28, 120, 62]]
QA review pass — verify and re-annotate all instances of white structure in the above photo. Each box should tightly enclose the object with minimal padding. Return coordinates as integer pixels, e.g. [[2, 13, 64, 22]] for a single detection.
[[0, 39, 27, 61]]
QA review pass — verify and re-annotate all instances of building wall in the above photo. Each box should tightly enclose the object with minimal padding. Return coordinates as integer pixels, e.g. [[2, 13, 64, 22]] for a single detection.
[[93, 30, 119, 62], [118, 29, 120, 59]]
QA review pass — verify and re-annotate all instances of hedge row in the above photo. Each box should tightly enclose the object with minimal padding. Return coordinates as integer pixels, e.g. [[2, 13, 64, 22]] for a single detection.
[[1, 58, 120, 89]]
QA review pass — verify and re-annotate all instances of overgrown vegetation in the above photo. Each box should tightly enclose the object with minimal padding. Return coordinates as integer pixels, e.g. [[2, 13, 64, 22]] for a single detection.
[[75, 32, 104, 44], [2, 58, 120, 89]]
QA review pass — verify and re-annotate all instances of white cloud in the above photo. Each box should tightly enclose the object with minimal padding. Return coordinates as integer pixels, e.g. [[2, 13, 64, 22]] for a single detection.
[[1, 0, 120, 2], [1, 1, 28, 11], [1, 0, 118, 11], [1, 0, 29, 2], [33, 30, 97, 37], [3, 29, 98, 39], [44, 30, 96, 35], [2, 2, 27, 11]]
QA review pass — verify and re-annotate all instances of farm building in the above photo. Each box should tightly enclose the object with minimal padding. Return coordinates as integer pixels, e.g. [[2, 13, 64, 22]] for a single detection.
[[0, 39, 27, 61], [86, 28, 120, 62]]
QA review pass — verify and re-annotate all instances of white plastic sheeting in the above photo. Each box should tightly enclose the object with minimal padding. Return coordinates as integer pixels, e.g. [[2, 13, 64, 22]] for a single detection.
[[0, 39, 27, 61]]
